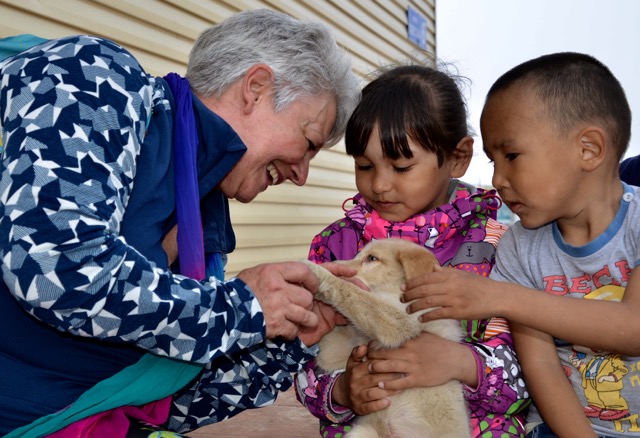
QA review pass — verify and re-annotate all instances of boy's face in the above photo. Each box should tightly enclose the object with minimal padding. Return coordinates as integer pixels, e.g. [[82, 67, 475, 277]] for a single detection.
[[480, 87, 585, 229]]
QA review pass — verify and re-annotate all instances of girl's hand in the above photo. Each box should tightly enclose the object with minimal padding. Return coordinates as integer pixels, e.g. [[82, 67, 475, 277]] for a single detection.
[[402, 266, 503, 322], [366, 332, 478, 390], [331, 345, 401, 415]]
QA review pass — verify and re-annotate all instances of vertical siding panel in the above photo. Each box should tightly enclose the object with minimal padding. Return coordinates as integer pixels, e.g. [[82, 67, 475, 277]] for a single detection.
[[0, 0, 435, 279]]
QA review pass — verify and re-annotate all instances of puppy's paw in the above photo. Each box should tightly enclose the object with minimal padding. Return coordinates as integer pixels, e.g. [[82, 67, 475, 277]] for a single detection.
[[302, 259, 322, 275], [302, 260, 334, 302], [372, 319, 423, 348]]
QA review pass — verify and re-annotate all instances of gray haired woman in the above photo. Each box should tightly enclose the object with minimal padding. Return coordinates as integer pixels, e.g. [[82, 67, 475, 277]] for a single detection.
[[0, 9, 360, 437]]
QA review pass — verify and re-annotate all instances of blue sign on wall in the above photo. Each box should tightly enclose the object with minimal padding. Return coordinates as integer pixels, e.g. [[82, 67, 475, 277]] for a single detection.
[[407, 5, 428, 50]]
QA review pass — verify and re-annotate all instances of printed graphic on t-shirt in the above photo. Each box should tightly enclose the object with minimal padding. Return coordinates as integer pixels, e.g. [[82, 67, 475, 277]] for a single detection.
[[542, 262, 632, 296], [563, 284, 640, 432]]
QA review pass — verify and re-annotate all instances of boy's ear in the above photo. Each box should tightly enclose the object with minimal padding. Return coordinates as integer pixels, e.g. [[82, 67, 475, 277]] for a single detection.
[[241, 64, 274, 114], [578, 126, 607, 172], [449, 136, 474, 178]]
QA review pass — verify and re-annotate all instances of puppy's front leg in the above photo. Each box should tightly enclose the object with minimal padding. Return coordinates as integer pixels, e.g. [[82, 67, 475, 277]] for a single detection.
[[304, 261, 421, 348]]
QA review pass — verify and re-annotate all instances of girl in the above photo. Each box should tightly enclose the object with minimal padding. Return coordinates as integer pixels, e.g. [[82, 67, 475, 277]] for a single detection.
[[295, 65, 530, 437]]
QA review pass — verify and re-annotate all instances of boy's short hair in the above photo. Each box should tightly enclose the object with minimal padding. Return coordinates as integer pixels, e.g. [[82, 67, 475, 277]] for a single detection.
[[486, 52, 631, 160]]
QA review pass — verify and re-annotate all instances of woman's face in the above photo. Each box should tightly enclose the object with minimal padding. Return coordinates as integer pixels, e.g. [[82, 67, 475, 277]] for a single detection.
[[219, 92, 337, 203]]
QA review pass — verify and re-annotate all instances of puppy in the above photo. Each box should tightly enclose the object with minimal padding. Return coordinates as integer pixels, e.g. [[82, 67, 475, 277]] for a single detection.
[[304, 238, 470, 438]]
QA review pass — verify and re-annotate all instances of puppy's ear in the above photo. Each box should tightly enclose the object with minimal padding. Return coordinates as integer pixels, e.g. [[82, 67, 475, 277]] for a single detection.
[[399, 246, 438, 280]]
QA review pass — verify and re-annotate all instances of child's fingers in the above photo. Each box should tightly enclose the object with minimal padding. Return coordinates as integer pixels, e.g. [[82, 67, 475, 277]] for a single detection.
[[405, 296, 448, 314], [401, 277, 446, 302], [349, 344, 368, 362], [418, 306, 450, 322], [378, 376, 413, 391], [403, 269, 447, 291], [366, 357, 408, 373], [353, 396, 393, 416]]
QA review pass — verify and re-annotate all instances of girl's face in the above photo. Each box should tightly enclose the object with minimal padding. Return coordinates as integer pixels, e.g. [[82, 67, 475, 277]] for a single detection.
[[354, 128, 460, 222]]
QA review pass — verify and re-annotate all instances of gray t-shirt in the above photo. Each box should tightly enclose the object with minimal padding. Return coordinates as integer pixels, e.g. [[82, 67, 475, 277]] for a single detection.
[[491, 183, 640, 436]]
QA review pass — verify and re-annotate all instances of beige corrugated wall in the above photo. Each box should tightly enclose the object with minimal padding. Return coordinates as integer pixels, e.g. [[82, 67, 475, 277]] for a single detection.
[[0, 0, 436, 278]]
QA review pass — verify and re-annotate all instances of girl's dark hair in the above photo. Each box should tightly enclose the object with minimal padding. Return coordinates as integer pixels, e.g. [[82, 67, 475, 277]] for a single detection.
[[345, 64, 470, 166], [486, 52, 631, 160]]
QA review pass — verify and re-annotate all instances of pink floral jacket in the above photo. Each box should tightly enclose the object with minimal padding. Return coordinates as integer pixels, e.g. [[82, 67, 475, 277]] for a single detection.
[[295, 182, 530, 437]]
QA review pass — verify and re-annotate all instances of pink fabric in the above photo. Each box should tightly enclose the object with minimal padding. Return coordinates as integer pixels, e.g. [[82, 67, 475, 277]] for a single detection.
[[46, 396, 172, 438]]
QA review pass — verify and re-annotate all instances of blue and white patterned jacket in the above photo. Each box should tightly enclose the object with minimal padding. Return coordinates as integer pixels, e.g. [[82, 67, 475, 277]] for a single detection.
[[0, 35, 314, 434]]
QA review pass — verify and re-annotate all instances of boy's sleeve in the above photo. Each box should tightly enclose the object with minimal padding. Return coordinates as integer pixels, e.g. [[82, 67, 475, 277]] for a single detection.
[[489, 223, 537, 288]]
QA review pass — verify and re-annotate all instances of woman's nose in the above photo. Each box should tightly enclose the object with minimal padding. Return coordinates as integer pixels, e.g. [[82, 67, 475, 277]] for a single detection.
[[289, 158, 310, 186]]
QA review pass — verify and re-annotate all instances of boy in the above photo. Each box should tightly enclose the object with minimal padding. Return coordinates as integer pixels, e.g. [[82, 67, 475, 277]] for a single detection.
[[401, 52, 640, 437]]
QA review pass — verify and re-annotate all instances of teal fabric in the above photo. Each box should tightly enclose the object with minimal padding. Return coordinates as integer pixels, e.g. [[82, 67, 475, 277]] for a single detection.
[[0, 34, 48, 62], [6, 353, 203, 438]]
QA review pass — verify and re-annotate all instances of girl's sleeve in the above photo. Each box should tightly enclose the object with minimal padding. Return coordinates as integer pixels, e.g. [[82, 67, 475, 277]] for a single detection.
[[0, 36, 268, 365], [307, 215, 363, 263], [462, 219, 530, 433], [294, 359, 355, 424], [463, 321, 530, 418]]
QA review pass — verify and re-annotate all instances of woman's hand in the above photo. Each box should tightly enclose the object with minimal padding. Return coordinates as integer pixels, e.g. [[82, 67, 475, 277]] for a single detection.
[[239, 261, 360, 346], [238, 261, 323, 341], [366, 332, 478, 390], [320, 261, 368, 292]]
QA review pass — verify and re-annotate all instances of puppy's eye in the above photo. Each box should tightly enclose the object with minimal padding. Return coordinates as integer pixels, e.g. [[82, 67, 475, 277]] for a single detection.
[[366, 255, 378, 262]]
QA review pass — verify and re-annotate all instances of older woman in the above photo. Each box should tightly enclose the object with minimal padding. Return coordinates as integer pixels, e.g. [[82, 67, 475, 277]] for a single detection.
[[0, 9, 360, 436]]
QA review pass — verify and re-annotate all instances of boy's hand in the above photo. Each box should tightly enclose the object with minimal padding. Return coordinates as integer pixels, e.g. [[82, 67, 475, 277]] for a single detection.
[[402, 266, 502, 321]]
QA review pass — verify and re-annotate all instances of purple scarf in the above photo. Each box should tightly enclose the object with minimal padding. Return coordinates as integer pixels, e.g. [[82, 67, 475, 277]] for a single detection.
[[163, 73, 205, 280]]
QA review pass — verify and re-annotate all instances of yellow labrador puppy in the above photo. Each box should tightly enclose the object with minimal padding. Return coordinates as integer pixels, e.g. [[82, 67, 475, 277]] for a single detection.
[[305, 238, 470, 438]]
